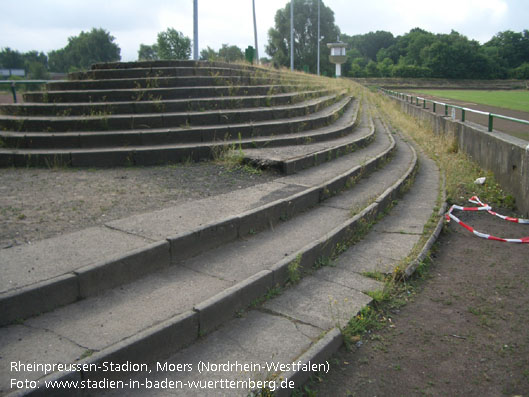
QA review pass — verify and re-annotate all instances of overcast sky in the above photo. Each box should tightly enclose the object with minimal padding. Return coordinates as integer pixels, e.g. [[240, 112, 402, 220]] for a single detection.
[[1, 0, 528, 62]]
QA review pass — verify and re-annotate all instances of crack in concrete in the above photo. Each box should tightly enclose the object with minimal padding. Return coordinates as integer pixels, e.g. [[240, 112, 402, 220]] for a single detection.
[[256, 307, 324, 331], [22, 323, 92, 352], [102, 223, 157, 242], [376, 230, 422, 235]]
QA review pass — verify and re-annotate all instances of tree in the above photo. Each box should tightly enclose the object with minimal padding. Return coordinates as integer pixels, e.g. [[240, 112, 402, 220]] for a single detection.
[[218, 44, 244, 62], [138, 44, 159, 61], [0, 47, 24, 69], [48, 28, 120, 72], [485, 30, 529, 69], [156, 28, 191, 60], [266, 0, 340, 75], [200, 46, 218, 61]]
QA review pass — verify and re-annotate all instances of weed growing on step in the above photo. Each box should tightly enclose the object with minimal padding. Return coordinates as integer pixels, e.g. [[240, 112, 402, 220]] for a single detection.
[[287, 253, 302, 284], [249, 285, 282, 309], [44, 154, 71, 169], [79, 349, 95, 360]]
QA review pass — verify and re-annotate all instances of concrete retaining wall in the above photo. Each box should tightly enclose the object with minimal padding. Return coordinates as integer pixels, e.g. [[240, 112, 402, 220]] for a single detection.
[[388, 96, 529, 217]]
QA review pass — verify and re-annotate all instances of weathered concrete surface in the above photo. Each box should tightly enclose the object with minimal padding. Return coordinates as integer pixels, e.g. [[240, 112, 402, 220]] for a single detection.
[[25, 266, 230, 351], [264, 276, 373, 329], [106, 182, 303, 241], [389, 95, 529, 217], [0, 325, 85, 394], [102, 311, 321, 396], [0, 227, 152, 293]]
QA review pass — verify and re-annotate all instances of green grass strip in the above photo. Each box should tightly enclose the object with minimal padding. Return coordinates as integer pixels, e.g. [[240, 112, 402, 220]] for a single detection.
[[412, 89, 529, 114]]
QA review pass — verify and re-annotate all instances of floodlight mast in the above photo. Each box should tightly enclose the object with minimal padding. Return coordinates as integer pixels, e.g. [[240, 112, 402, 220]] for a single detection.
[[193, 0, 199, 60], [317, 0, 320, 75], [253, 0, 259, 64], [290, 0, 294, 70]]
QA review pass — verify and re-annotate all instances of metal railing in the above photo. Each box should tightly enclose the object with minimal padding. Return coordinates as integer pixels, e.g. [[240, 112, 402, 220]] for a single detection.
[[0, 80, 48, 103], [380, 88, 529, 133]]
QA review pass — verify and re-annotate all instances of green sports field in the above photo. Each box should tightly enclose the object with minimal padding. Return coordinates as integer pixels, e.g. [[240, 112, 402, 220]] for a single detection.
[[412, 90, 529, 113]]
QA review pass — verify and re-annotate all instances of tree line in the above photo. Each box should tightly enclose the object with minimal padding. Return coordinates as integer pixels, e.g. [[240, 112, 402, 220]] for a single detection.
[[341, 28, 529, 79], [0, 27, 251, 76], [1, 0, 528, 80]]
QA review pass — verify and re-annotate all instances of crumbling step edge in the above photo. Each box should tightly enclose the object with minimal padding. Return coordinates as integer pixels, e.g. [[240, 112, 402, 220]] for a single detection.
[[10, 126, 415, 397], [273, 155, 446, 397], [244, 104, 370, 175], [0, 121, 393, 326]]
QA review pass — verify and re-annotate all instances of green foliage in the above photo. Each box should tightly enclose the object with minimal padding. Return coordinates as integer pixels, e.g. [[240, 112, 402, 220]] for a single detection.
[[138, 44, 159, 61], [412, 89, 529, 113], [266, 0, 340, 75], [0, 47, 25, 69], [199, 44, 244, 63], [341, 28, 529, 80], [511, 62, 529, 79], [48, 28, 120, 72], [156, 28, 191, 60], [0, 48, 49, 77], [200, 46, 219, 61], [27, 62, 49, 79], [218, 44, 244, 62]]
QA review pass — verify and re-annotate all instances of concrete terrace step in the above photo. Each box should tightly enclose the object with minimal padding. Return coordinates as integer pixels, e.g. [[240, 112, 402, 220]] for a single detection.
[[1, 116, 423, 396], [69, 66, 287, 81], [110, 140, 438, 397], [0, 96, 354, 167], [243, 101, 373, 174], [90, 60, 255, 70], [0, 104, 391, 326], [0, 95, 354, 152], [22, 85, 310, 104], [0, 94, 341, 133], [45, 75, 307, 92], [1, 90, 332, 117]]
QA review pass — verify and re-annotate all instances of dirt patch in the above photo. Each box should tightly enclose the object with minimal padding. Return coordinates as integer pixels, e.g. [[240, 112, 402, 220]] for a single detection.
[[0, 163, 277, 248], [310, 208, 529, 396]]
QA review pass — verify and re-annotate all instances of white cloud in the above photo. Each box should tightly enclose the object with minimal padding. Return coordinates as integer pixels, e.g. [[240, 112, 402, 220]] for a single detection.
[[0, 0, 526, 62]]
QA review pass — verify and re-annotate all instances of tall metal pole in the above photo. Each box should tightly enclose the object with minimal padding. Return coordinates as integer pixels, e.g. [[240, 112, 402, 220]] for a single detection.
[[317, 0, 320, 75], [193, 0, 198, 60], [290, 0, 294, 70], [252, 0, 259, 64]]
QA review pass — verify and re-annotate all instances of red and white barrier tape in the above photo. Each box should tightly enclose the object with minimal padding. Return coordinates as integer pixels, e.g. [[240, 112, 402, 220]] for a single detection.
[[445, 196, 529, 243]]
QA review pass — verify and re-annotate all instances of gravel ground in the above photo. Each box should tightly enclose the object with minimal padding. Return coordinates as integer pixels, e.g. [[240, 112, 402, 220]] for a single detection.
[[0, 163, 278, 248]]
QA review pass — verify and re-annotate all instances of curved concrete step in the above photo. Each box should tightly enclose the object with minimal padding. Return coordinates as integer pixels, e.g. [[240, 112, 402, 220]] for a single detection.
[[0, 94, 341, 133], [90, 60, 263, 71], [69, 66, 286, 81], [103, 134, 440, 397], [243, 101, 373, 174], [45, 75, 307, 92], [1, 115, 421, 396], [0, 96, 354, 167], [1, 90, 331, 117], [0, 104, 391, 326], [0, 95, 354, 151], [22, 84, 309, 104]]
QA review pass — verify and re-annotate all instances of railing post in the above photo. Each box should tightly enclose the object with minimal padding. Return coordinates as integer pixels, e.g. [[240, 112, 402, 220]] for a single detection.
[[445, 104, 448, 116], [461, 109, 465, 122], [488, 114, 493, 132], [423, 98, 426, 109], [10, 81, 17, 103], [433, 102, 436, 112], [416, 97, 419, 106]]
